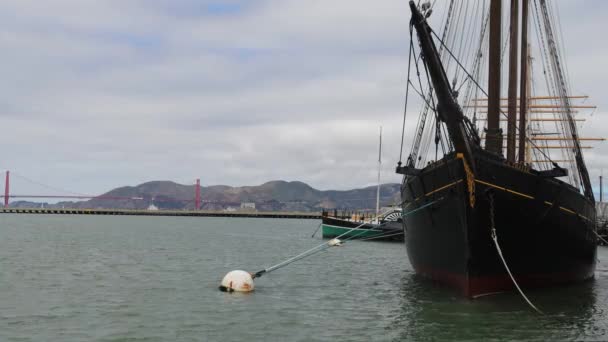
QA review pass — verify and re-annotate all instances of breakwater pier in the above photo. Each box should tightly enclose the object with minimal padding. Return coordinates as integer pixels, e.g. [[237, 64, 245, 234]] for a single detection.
[[0, 207, 321, 219]]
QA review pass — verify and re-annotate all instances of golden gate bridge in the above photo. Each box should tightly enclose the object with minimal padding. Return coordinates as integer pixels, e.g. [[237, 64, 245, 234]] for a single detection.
[[0, 170, 320, 219], [0, 170, 204, 209]]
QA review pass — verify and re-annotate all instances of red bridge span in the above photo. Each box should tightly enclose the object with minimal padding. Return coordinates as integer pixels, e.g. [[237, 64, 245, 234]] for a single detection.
[[1, 170, 206, 209]]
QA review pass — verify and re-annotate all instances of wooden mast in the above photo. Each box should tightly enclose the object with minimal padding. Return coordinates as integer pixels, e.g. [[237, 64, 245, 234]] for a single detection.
[[518, 0, 530, 162], [506, 0, 519, 162], [486, 0, 503, 155], [486, 0, 502, 155]]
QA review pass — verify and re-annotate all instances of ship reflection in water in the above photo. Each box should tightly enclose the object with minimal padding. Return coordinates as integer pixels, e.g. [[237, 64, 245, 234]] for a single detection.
[[390, 266, 608, 341]]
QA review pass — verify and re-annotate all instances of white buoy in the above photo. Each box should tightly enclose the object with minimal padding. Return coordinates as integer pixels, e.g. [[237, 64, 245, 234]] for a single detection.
[[219, 270, 255, 292], [328, 238, 343, 247]]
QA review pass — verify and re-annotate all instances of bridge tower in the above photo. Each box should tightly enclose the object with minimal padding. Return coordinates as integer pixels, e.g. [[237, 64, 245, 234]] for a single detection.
[[195, 178, 201, 210], [4, 171, 9, 208]]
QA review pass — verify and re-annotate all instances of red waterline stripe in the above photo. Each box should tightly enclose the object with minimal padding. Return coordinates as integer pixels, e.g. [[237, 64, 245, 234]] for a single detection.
[[414, 264, 593, 298]]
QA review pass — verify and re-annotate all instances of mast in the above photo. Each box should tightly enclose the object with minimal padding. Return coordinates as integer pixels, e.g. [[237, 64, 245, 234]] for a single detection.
[[601, 173, 604, 203], [485, 0, 503, 156], [518, 0, 529, 162], [376, 126, 382, 217], [506, 0, 519, 162], [525, 47, 532, 163], [408, 1, 477, 171]]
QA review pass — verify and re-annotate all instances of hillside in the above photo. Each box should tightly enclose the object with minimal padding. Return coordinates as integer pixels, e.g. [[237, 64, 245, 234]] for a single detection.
[[24, 180, 401, 211]]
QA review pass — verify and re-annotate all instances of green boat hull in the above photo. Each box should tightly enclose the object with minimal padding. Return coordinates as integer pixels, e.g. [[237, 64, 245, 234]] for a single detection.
[[321, 223, 384, 239]]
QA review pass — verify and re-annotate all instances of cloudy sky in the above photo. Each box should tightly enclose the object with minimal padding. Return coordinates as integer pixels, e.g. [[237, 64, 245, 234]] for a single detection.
[[0, 0, 606, 197]]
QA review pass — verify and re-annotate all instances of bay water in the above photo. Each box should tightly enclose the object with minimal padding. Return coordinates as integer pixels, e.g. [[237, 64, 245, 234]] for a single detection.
[[1, 215, 607, 341]]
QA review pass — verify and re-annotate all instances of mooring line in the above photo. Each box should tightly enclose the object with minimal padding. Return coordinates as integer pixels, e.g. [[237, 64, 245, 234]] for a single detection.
[[488, 191, 543, 314], [311, 223, 322, 238], [340, 223, 387, 242], [253, 220, 371, 278], [359, 231, 404, 242], [595, 231, 608, 245], [253, 198, 442, 279], [339, 198, 440, 243]]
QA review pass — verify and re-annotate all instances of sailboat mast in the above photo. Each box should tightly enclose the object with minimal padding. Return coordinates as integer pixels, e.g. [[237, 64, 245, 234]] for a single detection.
[[486, 0, 503, 156], [506, 0, 519, 162], [376, 126, 382, 217], [601, 173, 604, 203], [518, 0, 529, 162]]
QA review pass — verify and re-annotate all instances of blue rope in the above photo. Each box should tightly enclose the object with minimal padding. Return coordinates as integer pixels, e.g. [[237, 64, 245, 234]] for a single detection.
[[402, 197, 443, 218]]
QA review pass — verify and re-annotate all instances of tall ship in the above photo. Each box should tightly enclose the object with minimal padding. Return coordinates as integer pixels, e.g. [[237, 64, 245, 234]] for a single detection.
[[397, 0, 600, 297]]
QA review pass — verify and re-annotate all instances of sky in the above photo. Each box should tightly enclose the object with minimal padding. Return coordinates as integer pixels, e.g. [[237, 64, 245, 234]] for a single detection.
[[0, 0, 607, 197]]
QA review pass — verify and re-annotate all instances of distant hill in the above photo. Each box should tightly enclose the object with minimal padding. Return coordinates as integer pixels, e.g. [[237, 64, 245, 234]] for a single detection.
[[13, 180, 401, 212]]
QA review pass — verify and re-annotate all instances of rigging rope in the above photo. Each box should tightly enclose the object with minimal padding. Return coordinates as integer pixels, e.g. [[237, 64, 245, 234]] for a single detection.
[[531, 0, 572, 177], [428, 27, 562, 167], [399, 36, 415, 164], [538, 0, 590, 197], [406, 0, 456, 169], [411, 38, 437, 167], [407, 0, 491, 168], [405, 0, 587, 181]]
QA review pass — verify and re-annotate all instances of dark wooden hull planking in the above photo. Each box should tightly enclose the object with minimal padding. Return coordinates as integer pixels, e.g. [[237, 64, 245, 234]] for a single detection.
[[401, 152, 597, 297]]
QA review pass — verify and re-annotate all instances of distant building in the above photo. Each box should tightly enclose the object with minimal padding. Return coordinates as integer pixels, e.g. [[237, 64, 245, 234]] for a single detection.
[[240, 202, 256, 210], [147, 204, 159, 211]]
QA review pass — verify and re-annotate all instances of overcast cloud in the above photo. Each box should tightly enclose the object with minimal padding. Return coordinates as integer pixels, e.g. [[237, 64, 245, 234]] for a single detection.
[[0, 0, 606, 197]]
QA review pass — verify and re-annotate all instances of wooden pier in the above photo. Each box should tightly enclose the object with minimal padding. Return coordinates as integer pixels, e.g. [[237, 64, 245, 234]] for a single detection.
[[0, 207, 321, 219]]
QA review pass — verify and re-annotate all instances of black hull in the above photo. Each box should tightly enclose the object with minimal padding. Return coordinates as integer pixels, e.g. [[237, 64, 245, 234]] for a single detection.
[[402, 152, 597, 297]]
